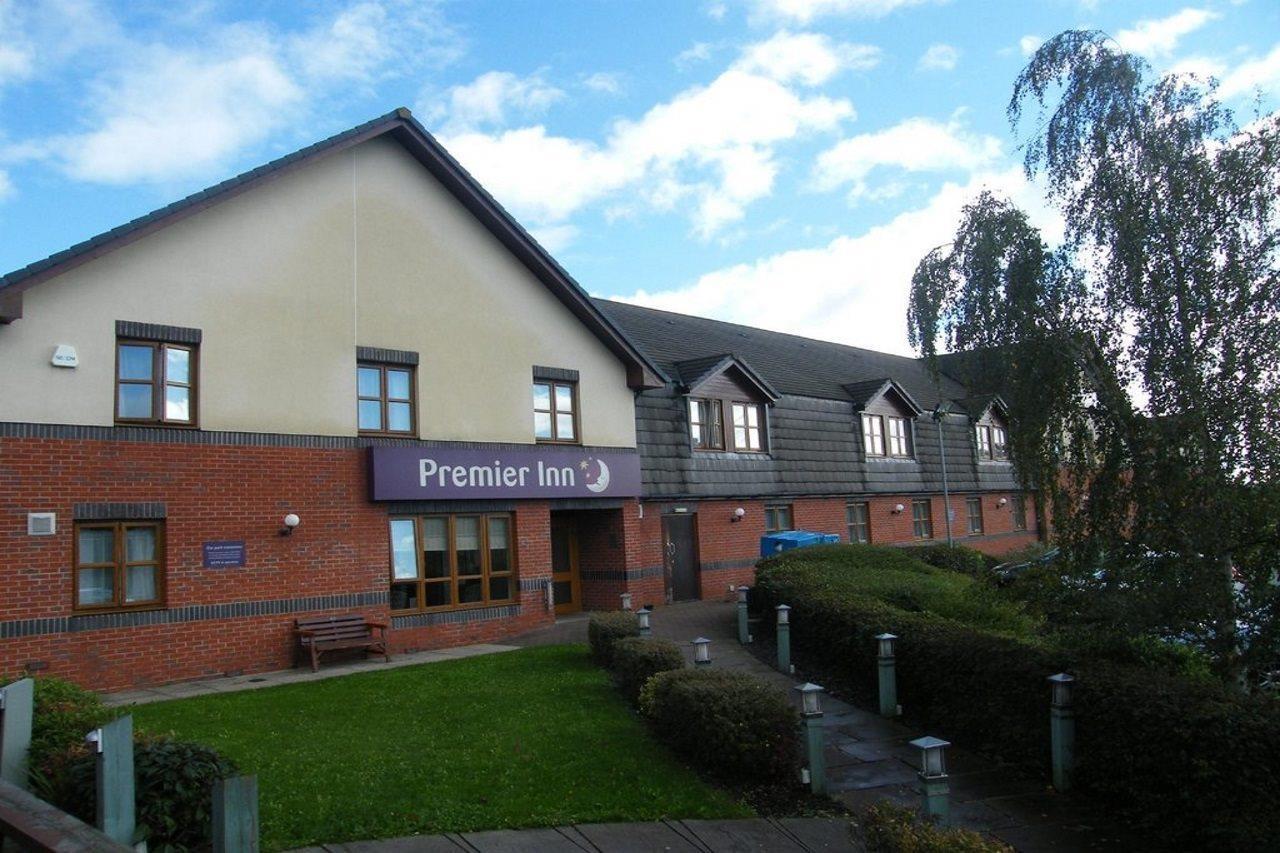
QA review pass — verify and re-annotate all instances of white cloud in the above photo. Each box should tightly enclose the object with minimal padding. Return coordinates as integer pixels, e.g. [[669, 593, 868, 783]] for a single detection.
[[582, 71, 622, 94], [0, 169, 13, 200], [1218, 44, 1280, 99], [676, 42, 715, 69], [749, 0, 937, 24], [1019, 35, 1043, 57], [735, 30, 880, 85], [428, 71, 564, 132], [1116, 7, 1218, 59], [918, 43, 959, 72], [812, 114, 1002, 200], [442, 36, 855, 241], [614, 167, 1059, 357]]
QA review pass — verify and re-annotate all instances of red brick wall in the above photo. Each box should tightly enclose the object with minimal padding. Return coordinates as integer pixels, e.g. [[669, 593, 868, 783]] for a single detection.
[[0, 437, 555, 692]]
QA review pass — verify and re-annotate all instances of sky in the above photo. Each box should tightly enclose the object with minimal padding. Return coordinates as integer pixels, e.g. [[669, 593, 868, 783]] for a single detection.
[[1, 0, 1277, 356]]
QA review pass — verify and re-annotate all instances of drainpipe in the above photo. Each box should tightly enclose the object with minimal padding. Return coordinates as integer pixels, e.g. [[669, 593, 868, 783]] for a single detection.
[[933, 403, 953, 547]]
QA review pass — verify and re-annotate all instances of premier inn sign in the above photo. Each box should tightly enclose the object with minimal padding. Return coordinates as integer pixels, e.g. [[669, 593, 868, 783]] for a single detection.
[[368, 446, 643, 500]]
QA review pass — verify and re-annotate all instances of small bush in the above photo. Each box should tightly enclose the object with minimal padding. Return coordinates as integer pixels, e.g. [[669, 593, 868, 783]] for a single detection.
[[588, 611, 640, 667], [611, 637, 685, 703], [22, 676, 121, 774], [46, 734, 239, 852], [640, 668, 799, 785], [859, 803, 1011, 852], [908, 543, 993, 578]]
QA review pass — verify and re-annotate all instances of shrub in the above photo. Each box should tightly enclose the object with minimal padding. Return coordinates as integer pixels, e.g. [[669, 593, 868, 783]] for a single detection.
[[611, 637, 685, 703], [639, 668, 799, 785], [907, 544, 993, 578], [45, 734, 239, 852], [859, 803, 1011, 852], [21, 676, 121, 775], [588, 611, 640, 667], [754, 546, 1280, 850]]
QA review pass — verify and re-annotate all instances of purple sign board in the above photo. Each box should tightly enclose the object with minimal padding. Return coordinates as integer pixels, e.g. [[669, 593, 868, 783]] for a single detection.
[[203, 540, 246, 568], [368, 446, 642, 501]]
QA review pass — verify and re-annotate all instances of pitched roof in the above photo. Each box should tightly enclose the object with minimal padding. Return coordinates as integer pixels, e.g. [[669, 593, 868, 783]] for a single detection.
[[952, 395, 1008, 420], [0, 108, 665, 389], [841, 378, 924, 415], [673, 353, 780, 401], [595, 299, 972, 409]]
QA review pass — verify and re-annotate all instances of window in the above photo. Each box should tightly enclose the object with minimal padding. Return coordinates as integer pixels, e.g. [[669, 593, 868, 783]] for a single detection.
[[357, 363, 415, 434], [389, 514, 516, 612], [967, 497, 984, 535], [116, 340, 196, 426], [1012, 494, 1028, 531], [73, 521, 164, 611], [765, 504, 793, 534], [731, 402, 764, 451], [911, 499, 933, 540], [976, 422, 1009, 461], [862, 414, 885, 456], [533, 381, 578, 443], [846, 501, 870, 543], [689, 398, 725, 450], [887, 416, 911, 457]]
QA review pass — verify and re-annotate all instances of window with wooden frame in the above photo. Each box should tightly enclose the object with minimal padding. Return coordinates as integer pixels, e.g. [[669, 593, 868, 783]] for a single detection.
[[846, 501, 870, 543], [991, 425, 1008, 460], [861, 414, 885, 456], [976, 420, 1010, 461], [533, 381, 579, 443], [765, 504, 793, 534], [966, 497, 984, 535], [357, 363, 416, 435], [886, 416, 912, 457], [389, 514, 516, 613], [731, 402, 764, 452], [1012, 494, 1028, 531], [911, 499, 933, 540], [115, 340, 196, 426], [689, 397, 725, 450], [976, 425, 992, 458], [73, 521, 164, 611]]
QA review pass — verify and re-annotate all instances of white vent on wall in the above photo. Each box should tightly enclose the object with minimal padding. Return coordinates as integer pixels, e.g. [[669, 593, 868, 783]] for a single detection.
[[27, 513, 56, 536]]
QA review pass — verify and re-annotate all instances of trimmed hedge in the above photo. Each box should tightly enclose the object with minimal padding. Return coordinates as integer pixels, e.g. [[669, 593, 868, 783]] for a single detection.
[[640, 668, 799, 785], [906, 543, 995, 577], [611, 637, 685, 704], [588, 611, 639, 667], [754, 544, 1280, 850]]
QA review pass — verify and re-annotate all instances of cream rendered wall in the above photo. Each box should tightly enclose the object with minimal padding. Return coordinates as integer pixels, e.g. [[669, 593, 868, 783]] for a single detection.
[[352, 137, 636, 446], [0, 135, 637, 447]]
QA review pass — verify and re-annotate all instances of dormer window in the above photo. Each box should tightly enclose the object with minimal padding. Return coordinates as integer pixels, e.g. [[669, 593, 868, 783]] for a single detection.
[[976, 418, 1009, 461], [731, 402, 764, 452], [848, 378, 922, 460], [689, 398, 725, 450], [675, 354, 777, 454], [862, 414, 913, 458]]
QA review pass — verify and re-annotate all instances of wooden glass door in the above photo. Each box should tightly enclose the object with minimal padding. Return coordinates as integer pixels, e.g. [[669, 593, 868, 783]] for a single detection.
[[550, 519, 581, 615]]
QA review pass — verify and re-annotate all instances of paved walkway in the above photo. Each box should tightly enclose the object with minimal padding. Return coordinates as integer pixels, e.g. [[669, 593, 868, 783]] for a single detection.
[[103, 643, 519, 706], [296, 818, 862, 852], [515, 601, 1127, 852]]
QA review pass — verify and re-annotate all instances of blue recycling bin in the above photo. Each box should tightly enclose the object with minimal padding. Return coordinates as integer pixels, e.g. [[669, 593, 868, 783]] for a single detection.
[[760, 530, 839, 558]]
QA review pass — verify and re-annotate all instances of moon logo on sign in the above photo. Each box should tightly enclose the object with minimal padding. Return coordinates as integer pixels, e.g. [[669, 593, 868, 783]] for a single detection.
[[585, 457, 611, 493]]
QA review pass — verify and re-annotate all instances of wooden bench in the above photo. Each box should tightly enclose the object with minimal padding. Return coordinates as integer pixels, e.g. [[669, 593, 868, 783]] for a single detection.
[[294, 614, 390, 672]]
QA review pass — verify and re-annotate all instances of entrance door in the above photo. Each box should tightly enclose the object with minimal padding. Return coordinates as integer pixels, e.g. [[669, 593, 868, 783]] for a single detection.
[[550, 518, 581, 615], [663, 514, 700, 602]]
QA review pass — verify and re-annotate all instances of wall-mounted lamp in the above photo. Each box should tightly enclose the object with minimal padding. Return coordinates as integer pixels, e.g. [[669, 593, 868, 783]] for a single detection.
[[280, 513, 301, 536], [731, 507, 746, 523], [892, 503, 905, 514], [997, 497, 1008, 507]]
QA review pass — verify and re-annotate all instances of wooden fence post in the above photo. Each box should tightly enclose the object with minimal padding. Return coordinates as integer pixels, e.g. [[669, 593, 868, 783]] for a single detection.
[[0, 679, 34, 791], [88, 715, 135, 847], [213, 775, 259, 853]]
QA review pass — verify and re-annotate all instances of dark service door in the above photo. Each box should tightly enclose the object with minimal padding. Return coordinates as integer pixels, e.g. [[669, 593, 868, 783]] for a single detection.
[[663, 514, 700, 602]]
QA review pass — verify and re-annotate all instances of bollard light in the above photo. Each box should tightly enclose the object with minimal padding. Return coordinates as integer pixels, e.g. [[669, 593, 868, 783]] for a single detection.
[[637, 606, 651, 635], [910, 736, 950, 779], [736, 585, 749, 604], [876, 632, 897, 658], [620, 592, 633, 611], [692, 637, 712, 666], [1048, 673, 1075, 707], [795, 682, 824, 717], [776, 604, 791, 625]]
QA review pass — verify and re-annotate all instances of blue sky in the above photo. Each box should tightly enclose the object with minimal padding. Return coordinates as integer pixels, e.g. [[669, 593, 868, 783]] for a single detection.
[[2, 0, 1277, 354]]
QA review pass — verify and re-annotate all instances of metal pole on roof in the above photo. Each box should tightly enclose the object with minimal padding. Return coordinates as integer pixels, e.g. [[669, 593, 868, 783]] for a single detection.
[[933, 404, 954, 547]]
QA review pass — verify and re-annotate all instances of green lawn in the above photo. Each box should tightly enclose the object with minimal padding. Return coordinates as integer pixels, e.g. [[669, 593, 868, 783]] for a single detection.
[[131, 644, 751, 850]]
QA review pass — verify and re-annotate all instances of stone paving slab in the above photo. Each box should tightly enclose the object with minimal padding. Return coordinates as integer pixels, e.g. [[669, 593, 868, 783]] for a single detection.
[[573, 821, 702, 852], [680, 819, 806, 851], [775, 818, 863, 851], [322, 835, 470, 851], [103, 643, 519, 706], [455, 827, 589, 852]]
